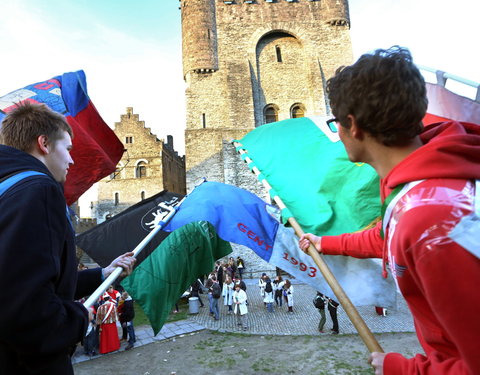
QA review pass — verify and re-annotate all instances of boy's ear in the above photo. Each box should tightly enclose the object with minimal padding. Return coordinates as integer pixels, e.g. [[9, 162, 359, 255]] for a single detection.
[[36, 135, 50, 155], [347, 115, 364, 140]]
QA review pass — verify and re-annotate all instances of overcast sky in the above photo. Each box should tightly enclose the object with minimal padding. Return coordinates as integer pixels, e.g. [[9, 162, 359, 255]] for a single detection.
[[1, 0, 479, 159]]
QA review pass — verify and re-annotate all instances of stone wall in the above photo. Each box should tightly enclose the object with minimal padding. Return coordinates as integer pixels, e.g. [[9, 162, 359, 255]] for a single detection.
[[180, 0, 353, 188], [179, 0, 353, 275]]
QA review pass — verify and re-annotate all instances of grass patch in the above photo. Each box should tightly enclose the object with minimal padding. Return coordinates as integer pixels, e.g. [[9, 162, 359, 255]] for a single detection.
[[133, 302, 149, 327], [165, 299, 189, 323], [133, 298, 190, 328]]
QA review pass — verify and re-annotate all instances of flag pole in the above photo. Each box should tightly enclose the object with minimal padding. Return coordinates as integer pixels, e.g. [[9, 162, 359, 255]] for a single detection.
[[83, 197, 186, 310], [233, 141, 383, 353]]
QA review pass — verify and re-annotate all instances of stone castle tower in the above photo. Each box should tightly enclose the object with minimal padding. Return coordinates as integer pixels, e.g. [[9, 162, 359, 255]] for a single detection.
[[180, 0, 353, 190], [95, 107, 186, 221]]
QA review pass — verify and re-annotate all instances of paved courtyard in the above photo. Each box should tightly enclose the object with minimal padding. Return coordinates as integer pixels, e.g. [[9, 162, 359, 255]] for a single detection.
[[72, 279, 414, 365]]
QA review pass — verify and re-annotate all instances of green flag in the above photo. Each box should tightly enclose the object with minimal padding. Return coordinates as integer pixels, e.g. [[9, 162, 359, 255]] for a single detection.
[[236, 117, 380, 235], [121, 221, 232, 335]]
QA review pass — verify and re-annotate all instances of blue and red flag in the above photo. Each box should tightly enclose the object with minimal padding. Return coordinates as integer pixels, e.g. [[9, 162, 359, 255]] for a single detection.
[[0, 71, 124, 205]]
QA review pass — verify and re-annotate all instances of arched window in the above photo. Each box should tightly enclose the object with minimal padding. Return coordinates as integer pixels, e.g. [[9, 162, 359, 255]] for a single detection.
[[136, 161, 147, 178], [291, 103, 305, 118], [264, 104, 278, 124], [114, 192, 119, 206], [275, 45, 282, 63], [141, 191, 146, 201]]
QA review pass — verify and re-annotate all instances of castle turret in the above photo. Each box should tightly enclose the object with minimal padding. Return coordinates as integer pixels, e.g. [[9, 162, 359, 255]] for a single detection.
[[180, 0, 218, 77], [180, 0, 353, 191], [323, 0, 350, 27]]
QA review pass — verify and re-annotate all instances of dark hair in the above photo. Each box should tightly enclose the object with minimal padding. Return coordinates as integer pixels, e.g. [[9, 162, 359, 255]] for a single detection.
[[265, 281, 273, 293], [326, 46, 427, 146], [0, 102, 73, 152]]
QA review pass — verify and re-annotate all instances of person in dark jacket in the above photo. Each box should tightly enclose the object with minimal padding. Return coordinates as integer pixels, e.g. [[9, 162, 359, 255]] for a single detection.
[[190, 279, 205, 307], [327, 297, 340, 334], [215, 261, 224, 291], [0, 102, 135, 375], [119, 292, 136, 350]]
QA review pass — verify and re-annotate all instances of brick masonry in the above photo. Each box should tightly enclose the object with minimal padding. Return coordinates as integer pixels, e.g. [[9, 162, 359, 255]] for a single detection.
[[180, 0, 353, 273], [95, 107, 186, 222]]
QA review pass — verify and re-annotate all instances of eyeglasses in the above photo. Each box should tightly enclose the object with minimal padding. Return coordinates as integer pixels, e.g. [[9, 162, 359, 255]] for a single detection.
[[326, 118, 339, 130]]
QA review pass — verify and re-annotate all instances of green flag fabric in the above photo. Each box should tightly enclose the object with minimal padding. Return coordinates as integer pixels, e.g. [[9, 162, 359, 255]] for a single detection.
[[236, 117, 380, 236], [121, 221, 232, 335], [235, 117, 398, 308]]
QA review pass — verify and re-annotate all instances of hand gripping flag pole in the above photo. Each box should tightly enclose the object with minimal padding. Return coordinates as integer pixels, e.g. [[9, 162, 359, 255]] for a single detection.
[[83, 197, 187, 310], [233, 141, 383, 353]]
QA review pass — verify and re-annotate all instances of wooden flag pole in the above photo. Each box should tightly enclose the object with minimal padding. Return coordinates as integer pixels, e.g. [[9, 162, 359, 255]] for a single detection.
[[288, 218, 384, 353], [233, 141, 384, 353]]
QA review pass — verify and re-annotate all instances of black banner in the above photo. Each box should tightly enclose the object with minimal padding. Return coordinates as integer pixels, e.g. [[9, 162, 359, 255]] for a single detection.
[[76, 190, 184, 267]]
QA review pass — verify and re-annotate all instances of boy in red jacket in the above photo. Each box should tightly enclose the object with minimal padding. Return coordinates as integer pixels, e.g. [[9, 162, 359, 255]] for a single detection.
[[299, 46, 480, 375]]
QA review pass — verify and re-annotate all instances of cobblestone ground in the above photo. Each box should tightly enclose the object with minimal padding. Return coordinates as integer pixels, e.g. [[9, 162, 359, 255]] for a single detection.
[[189, 280, 414, 336], [72, 280, 415, 366]]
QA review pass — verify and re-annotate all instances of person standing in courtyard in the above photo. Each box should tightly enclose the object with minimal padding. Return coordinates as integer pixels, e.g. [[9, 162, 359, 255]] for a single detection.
[[211, 276, 221, 320], [327, 297, 339, 335], [190, 279, 205, 308], [222, 275, 235, 314], [283, 279, 294, 313], [273, 275, 284, 307], [313, 292, 327, 333], [0, 102, 135, 374], [236, 256, 246, 279], [215, 261, 224, 291], [258, 273, 267, 300], [263, 277, 274, 313], [119, 291, 136, 351], [299, 46, 480, 374], [205, 272, 215, 316], [96, 295, 120, 354], [233, 283, 248, 330]]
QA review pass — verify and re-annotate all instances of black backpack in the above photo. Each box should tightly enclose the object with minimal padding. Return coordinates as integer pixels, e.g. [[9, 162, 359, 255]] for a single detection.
[[313, 295, 324, 309], [212, 283, 222, 298], [265, 281, 272, 293]]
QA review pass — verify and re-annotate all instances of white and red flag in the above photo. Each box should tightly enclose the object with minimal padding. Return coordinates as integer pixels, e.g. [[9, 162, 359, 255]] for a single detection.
[[424, 82, 480, 125]]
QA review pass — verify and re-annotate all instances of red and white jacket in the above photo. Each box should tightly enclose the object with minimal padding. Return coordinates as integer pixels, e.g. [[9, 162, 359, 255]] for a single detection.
[[322, 121, 480, 375]]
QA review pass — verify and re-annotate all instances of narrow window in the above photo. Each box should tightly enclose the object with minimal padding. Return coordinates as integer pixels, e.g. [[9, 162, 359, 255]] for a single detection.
[[202, 113, 206, 128], [114, 192, 119, 206], [207, 29, 211, 40], [136, 161, 147, 178], [291, 104, 305, 118], [275, 45, 282, 63], [125, 136, 133, 144], [264, 105, 278, 124]]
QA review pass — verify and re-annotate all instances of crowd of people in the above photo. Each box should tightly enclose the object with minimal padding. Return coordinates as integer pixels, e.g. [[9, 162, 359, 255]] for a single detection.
[[77, 279, 136, 357], [189, 257, 341, 334]]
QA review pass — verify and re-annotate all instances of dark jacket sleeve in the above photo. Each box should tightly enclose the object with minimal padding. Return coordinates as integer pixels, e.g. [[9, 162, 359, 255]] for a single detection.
[[76, 268, 103, 300], [123, 300, 135, 321], [0, 180, 88, 361]]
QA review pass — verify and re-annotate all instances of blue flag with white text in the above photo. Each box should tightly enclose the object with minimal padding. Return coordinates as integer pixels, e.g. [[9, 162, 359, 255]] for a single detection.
[[164, 181, 278, 261], [163, 181, 396, 307]]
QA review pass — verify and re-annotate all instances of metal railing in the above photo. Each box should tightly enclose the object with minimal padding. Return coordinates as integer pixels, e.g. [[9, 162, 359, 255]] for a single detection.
[[418, 64, 480, 103]]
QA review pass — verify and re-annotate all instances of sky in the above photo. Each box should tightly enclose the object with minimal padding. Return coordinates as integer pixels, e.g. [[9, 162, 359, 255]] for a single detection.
[[1, 0, 479, 157]]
